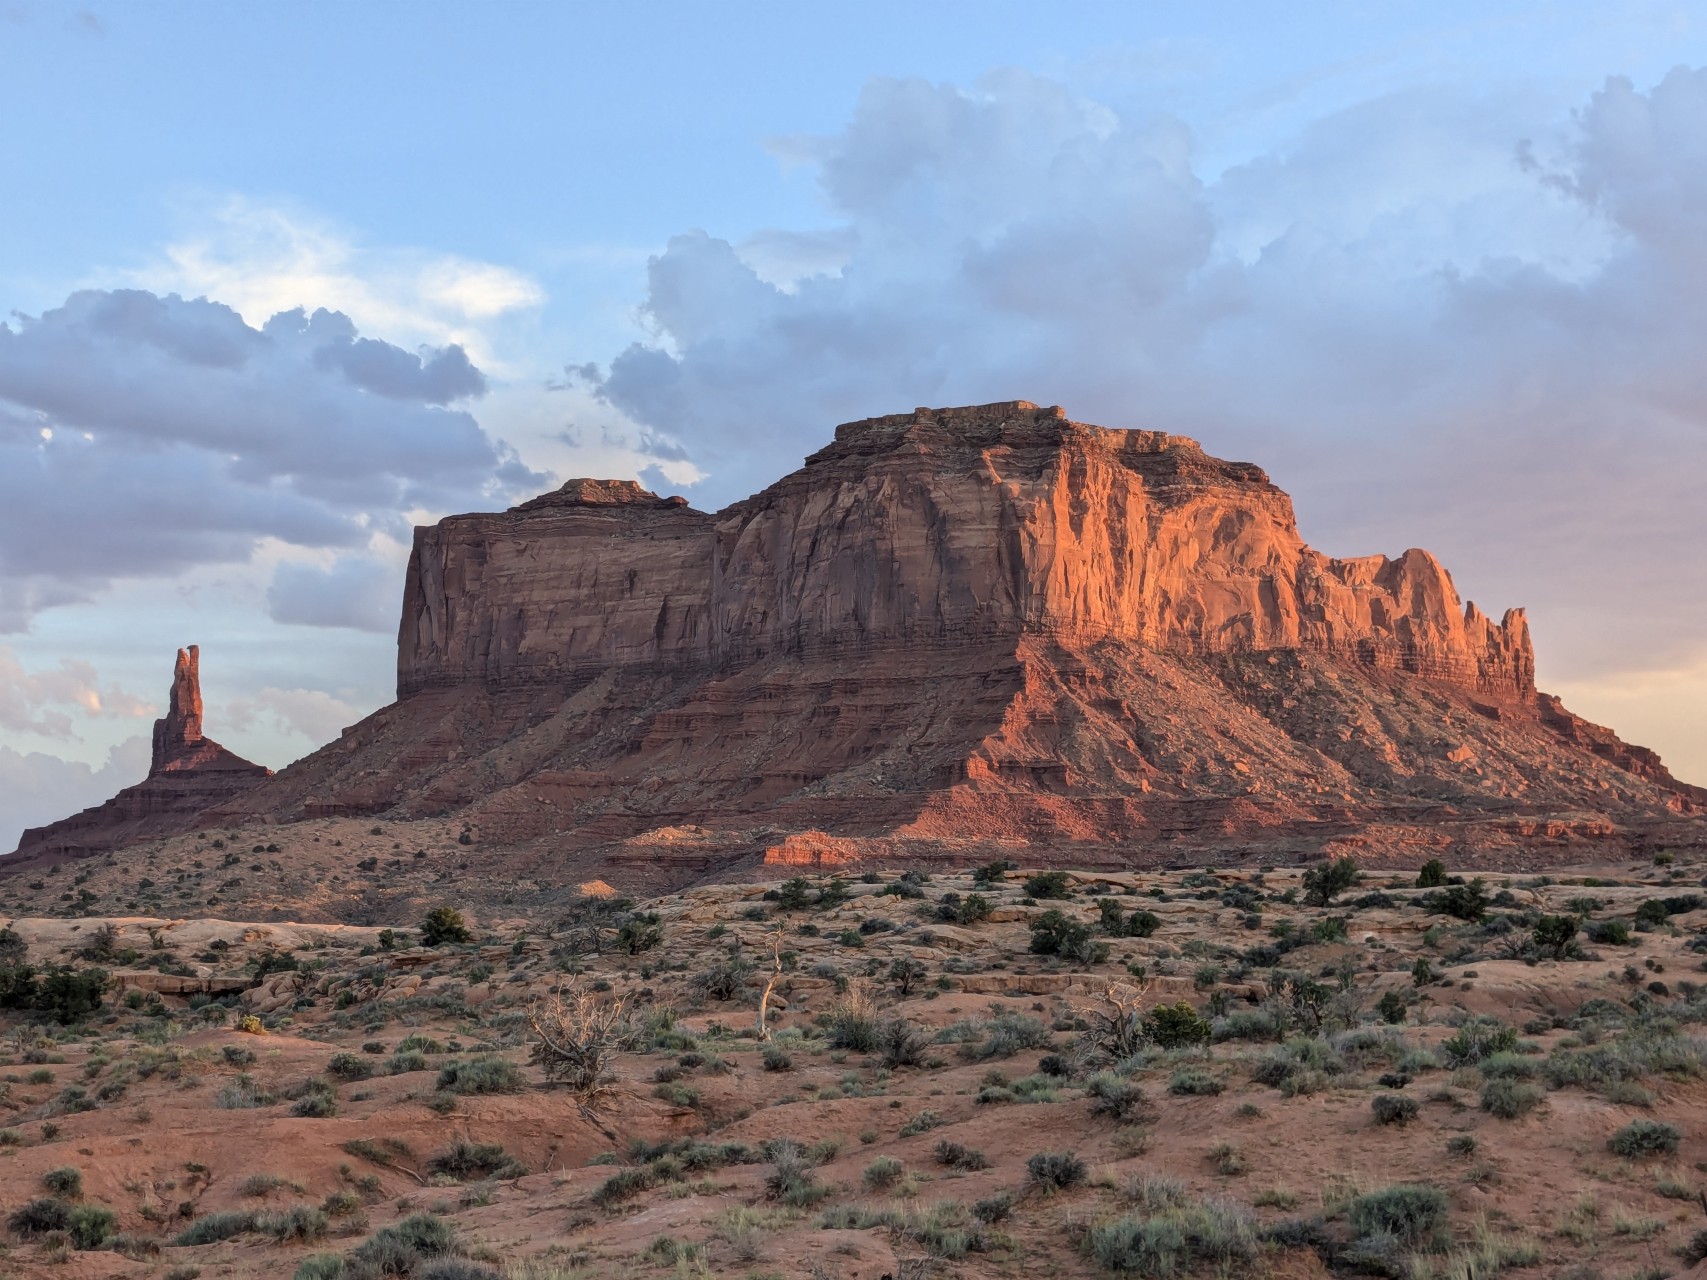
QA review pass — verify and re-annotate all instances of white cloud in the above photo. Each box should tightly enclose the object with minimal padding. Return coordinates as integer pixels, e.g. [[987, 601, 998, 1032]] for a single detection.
[[139, 197, 545, 367], [0, 646, 151, 738], [584, 68, 1707, 695], [0, 288, 545, 632]]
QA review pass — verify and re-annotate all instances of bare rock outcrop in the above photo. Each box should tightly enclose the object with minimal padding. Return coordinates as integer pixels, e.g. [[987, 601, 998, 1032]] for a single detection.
[[5, 646, 271, 867], [210, 401, 1699, 877]]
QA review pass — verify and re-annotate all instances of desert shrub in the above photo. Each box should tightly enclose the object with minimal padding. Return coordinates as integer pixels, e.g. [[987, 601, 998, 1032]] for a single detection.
[[963, 1011, 1048, 1060], [1086, 1072, 1152, 1124], [435, 1056, 524, 1095], [764, 1141, 830, 1208], [1371, 1094, 1419, 1126], [1585, 919, 1631, 945], [1347, 1184, 1448, 1246], [1441, 1017, 1517, 1066], [1026, 1150, 1087, 1190], [591, 1166, 657, 1207], [1423, 879, 1489, 921], [67, 1205, 116, 1250], [174, 1210, 259, 1245], [694, 957, 751, 1001], [326, 1052, 373, 1081], [1028, 910, 1108, 963], [428, 1139, 526, 1180], [826, 982, 881, 1052], [760, 1045, 792, 1072], [863, 1156, 904, 1190], [346, 1212, 457, 1273], [222, 1044, 257, 1066], [1148, 1000, 1212, 1049], [933, 1140, 991, 1170], [1533, 914, 1579, 958], [388, 1049, 429, 1074], [1415, 859, 1447, 888], [972, 859, 1016, 885], [1025, 871, 1073, 899], [217, 1073, 276, 1109], [8, 1197, 72, 1237], [1168, 1067, 1223, 1096], [1480, 1078, 1544, 1119], [40, 1166, 82, 1197], [1091, 1201, 1257, 1273], [897, 1109, 943, 1137], [256, 1206, 329, 1242], [290, 1079, 339, 1118], [879, 1018, 931, 1068], [525, 990, 626, 1105], [1478, 1051, 1538, 1080], [956, 893, 993, 924], [1607, 1119, 1681, 1158], [397, 1034, 445, 1054], [417, 1262, 501, 1280], [419, 906, 472, 946], [616, 911, 663, 954], [1302, 857, 1359, 906]]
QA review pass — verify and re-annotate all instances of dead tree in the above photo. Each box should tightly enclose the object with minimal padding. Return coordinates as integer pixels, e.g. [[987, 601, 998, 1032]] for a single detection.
[[755, 926, 784, 1041], [526, 988, 628, 1110]]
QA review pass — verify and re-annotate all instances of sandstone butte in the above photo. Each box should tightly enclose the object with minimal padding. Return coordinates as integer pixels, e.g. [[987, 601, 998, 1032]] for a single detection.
[[6, 402, 1703, 882], [9, 645, 271, 864]]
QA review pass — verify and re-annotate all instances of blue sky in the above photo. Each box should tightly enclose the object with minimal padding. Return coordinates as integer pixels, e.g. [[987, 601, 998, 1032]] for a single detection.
[[4, 0, 1707, 848]]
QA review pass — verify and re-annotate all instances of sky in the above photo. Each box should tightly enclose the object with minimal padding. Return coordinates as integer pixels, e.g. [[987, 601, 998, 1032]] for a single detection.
[[4, 0, 1707, 850]]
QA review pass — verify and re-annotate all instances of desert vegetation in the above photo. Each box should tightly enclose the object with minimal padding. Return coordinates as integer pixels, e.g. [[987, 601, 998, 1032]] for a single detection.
[[1, 839, 1707, 1276]]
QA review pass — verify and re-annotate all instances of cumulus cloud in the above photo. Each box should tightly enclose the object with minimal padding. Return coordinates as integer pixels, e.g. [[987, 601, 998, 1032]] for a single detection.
[[0, 289, 545, 631], [0, 735, 149, 856], [0, 647, 151, 737], [584, 68, 1707, 685], [142, 198, 546, 365]]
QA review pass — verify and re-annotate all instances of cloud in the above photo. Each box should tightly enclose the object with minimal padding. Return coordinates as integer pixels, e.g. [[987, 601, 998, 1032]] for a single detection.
[[223, 686, 363, 748], [0, 646, 151, 738], [0, 735, 149, 856], [141, 198, 545, 366], [0, 289, 546, 631], [583, 68, 1707, 685], [266, 555, 399, 634]]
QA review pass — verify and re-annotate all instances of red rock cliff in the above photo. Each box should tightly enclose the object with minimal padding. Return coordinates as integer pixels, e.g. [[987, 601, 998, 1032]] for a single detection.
[[399, 402, 1532, 697]]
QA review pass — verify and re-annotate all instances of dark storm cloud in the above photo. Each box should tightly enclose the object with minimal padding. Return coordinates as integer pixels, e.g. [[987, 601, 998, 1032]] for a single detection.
[[0, 289, 543, 630], [585, 68, 1707, 682]]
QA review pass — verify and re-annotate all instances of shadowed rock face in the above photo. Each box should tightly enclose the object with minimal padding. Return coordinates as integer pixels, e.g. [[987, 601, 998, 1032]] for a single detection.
[[5, 646, 271, 866], [214, 402, 1700, 878]]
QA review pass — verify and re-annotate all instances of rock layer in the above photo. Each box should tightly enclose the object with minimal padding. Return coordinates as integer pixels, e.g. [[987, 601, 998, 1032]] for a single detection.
[[216, 402, 1698, 877], [6, 646, 271, 866]]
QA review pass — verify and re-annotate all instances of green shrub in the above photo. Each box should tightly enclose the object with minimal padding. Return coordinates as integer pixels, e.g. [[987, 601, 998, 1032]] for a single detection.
[[40, 1166, 82, 1197], [591, 1166, 657, 1207], [863, 1156, 904, 1190], [1370, 1094, 1418, 1126], [1148, 1001, 1212, 1049], [1533, 914, 1578, 958], [1024, 872, 1073, 900], [1088, 1199, 1257, 1273], [1608, 1119, 1681, 1158], [1585, 919, 1631, 945], [1441, 1017, 1517, 1066], [8, 1196, 71, 1237], [419, 906, 472, 946], [290, 1080, 339, 1118], [1026, 1150, 1087, 1190], [933, 1140, 991, 1170], [963, 1011, 1048, 1060], [1086, 1072, 1151, 1124], [256, 1206, 329, 1242], [67, 1204, 115, 1250], [346, 1212, 457, 1273], [326, 1052, 373, 1081], [428, 1139, 526, 1180], [1302, 857, 1359, 906], [174, 1209, 259, 1245], [1347, 1184, 1448, 1246], [294, 1256, 346, 1280], [1168, 1067, 1223, 1096], [1415, 859, 1447, 888], [1028, 910, 1108, 963], [760, 1045, 792, 1072], [435, 1056, 524, 1095], [1480, 1078, 1544, 1120]]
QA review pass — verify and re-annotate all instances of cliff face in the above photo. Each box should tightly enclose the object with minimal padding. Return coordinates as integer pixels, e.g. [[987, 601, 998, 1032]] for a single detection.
[[6, 647, 271, 866], [398, 404, 1532, 698], [220, 401, 1697, 878]]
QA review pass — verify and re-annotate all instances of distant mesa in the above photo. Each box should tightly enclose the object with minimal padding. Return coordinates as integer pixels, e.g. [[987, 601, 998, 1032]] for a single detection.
[[6, 401, 1703, 880], [6, 645, 270, 867]]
